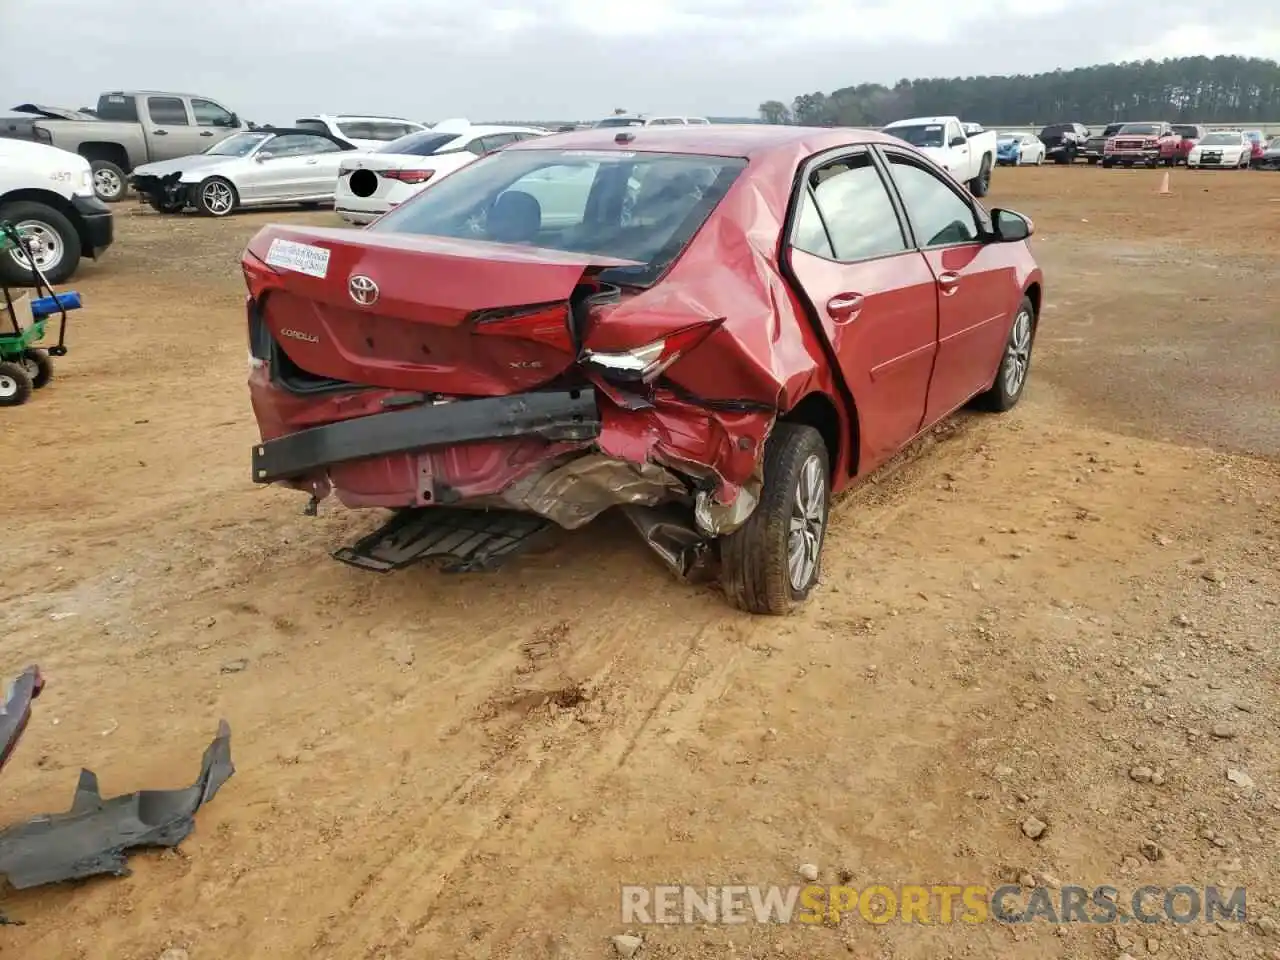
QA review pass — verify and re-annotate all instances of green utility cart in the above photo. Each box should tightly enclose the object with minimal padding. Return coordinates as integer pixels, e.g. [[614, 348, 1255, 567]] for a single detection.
[[0, 221, 79, 407]]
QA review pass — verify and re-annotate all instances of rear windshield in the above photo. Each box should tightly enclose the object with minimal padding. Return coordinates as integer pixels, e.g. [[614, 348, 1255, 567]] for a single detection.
[[95, 94, 139, 122], [1171, 125, 1200, 137], [1199, 133, 1240, 145], [1039, 124, 1073, 136], [886, 124, 945, 148], [370, 149, 747, 288], [1118, 123, 1160, 135], [377, 131, 460, 156], [293, 119, 330, 135], [594, 117, 645, 128]]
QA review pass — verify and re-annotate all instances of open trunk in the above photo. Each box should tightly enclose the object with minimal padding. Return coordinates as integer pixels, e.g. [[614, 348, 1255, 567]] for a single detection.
[[243, 225, 642, 398]]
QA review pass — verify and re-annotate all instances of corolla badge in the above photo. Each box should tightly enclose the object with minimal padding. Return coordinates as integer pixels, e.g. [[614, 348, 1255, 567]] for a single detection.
[[280, 328, 318, 343], [348, 274, 379, 305]]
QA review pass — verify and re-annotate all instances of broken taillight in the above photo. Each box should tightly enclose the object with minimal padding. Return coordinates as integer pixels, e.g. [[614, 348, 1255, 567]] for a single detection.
[[472, 304, 575, 354], [580, 322, 720, 385], [382, 169, 434, 184]]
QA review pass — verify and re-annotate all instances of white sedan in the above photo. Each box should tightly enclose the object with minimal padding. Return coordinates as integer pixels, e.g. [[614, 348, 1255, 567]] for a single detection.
[[1186, 131, 1251, 169], [333, 121, 549, 225], [996, 131, 1045, 166]]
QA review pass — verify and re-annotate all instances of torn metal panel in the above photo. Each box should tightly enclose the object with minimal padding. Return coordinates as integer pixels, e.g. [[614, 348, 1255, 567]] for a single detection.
[[1, 667, 42, 776], [0, 720, 234, 890], [493, 452, 688, 530], [621, 504, 715, 582], [333, 507, 551, 572]]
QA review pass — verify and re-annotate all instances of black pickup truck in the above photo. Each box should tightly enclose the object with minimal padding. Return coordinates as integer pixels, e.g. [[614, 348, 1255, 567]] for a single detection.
[[1081, 123, 1124, 164], [1038, 122, 1090, 163]]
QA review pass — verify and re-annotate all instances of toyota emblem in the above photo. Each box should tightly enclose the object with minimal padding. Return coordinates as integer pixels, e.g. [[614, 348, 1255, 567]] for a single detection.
[[348, 275, 379, 305]]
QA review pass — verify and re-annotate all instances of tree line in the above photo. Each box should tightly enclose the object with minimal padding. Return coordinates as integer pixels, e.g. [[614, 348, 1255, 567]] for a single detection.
[[758, 56, 1280, 127]]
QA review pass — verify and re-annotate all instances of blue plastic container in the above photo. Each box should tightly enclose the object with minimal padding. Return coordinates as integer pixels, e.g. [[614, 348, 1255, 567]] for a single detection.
[[29, 291, 82, 318]]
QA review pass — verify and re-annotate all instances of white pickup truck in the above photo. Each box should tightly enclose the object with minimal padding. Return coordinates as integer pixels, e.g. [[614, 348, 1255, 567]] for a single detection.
[[0, 138, 114, 285], [881, 116, 997, 197]]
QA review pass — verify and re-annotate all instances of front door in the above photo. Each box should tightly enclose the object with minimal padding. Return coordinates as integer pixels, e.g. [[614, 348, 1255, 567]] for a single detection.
[[879, 149, 1019, 424], [784, 149, 940, 474]]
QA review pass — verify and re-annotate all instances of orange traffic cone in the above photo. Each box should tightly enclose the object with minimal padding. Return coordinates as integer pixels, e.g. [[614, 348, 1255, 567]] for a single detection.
[[1158, 171, 1171, 196]]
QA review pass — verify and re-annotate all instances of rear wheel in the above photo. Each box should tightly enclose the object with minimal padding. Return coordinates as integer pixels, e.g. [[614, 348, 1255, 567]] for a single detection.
[[21, 349, 53, 388], [1087, 157, 1099, 165], [968, 156, 992, 197], [90, 160, 128, 203], [0, 361, 33, 407], [720, 424, 830, 615]]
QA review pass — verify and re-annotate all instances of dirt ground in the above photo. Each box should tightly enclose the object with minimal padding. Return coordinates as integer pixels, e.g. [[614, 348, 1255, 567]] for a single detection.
[[1, 166, 1278, 960]]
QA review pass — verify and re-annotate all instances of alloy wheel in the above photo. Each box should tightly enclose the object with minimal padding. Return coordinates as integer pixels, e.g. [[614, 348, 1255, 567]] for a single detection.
[[1003, 308, 1034, 396], [787, 455, 826, 591], [202, 181, 235, 216]]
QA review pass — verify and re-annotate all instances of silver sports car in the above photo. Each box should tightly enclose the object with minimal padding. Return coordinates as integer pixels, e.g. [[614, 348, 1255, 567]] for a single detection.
[[129, 128, 359, 217]]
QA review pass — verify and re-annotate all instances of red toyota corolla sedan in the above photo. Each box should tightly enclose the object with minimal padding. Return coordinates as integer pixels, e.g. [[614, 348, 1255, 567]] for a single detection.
[[242, 125, 1043, 615]]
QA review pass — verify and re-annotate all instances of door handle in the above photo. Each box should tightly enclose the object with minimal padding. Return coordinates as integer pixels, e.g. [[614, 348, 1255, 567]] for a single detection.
[[937, 272, 961, 296], [152, 129, 168, 135], [827, 293, 864, 322], [200, 131, 214, 137], [305, 158, 319, 165]]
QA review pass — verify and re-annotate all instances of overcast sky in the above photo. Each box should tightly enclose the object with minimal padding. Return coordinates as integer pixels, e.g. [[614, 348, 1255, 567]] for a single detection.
[[2, 0, 1278, 124]]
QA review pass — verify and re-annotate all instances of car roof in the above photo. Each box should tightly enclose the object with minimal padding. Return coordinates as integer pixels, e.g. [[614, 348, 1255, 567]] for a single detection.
[[503, 123, 906, 160], [452, 125, 547, 137], [298, 114, 423, 125]]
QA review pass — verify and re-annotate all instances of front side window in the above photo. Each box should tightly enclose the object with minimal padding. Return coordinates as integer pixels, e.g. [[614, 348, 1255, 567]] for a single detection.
[[263, 134, 337, 157], [371, 150, 747, 288], [192, 99, 235, 127], [885, 155, 979, 248], [805, 154, 905, 261]]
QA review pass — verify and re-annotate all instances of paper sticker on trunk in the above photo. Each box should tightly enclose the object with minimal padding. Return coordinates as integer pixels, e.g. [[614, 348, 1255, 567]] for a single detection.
[[265, 238, 330, 279]]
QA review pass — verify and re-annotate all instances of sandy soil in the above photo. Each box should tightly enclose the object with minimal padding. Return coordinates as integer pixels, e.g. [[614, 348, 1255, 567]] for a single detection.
[[1, 166, 1278, 960]]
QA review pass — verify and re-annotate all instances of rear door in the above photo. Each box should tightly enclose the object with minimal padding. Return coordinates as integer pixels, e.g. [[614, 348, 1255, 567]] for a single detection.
[[879, 147, 1017, 423], [783, 148, 940, 473], [145, 96, 204, 160]]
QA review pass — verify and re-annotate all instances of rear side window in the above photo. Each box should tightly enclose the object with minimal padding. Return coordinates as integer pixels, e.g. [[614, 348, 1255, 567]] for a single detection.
[[371, 150, 747, 288], [802, 154, 906, 261], [294, 119, 331, 135], [148, 97, 189, 126], [376, 132, 459, 156]]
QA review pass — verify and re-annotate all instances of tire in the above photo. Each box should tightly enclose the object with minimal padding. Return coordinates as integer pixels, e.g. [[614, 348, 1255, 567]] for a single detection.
[[21, 349, 53, 388], [1102, 158, 1113, 168], [89, 159, 128, 203], [0, 200, 82, 286], [968, 156, 992, 197], [0, 361, 33, 407], [974, 296, 1036, 413], [719, 423, 830, 616], [1087, 157, 1098, 165], [195, 177, 238, 217]]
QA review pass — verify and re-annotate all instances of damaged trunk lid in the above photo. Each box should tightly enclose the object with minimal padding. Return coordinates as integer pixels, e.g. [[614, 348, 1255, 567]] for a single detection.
[[244, 225, 641, 397]]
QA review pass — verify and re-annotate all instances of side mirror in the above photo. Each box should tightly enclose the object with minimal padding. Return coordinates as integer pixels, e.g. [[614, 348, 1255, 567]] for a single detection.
[[949, 135, 966, 147], [991, 208, 1033, 242], [255, 151, 272, 162], [227, 112, 239, 128]]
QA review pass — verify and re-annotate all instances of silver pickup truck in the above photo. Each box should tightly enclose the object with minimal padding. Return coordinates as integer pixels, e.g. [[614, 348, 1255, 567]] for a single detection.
[[1, 91, 247, 203]]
